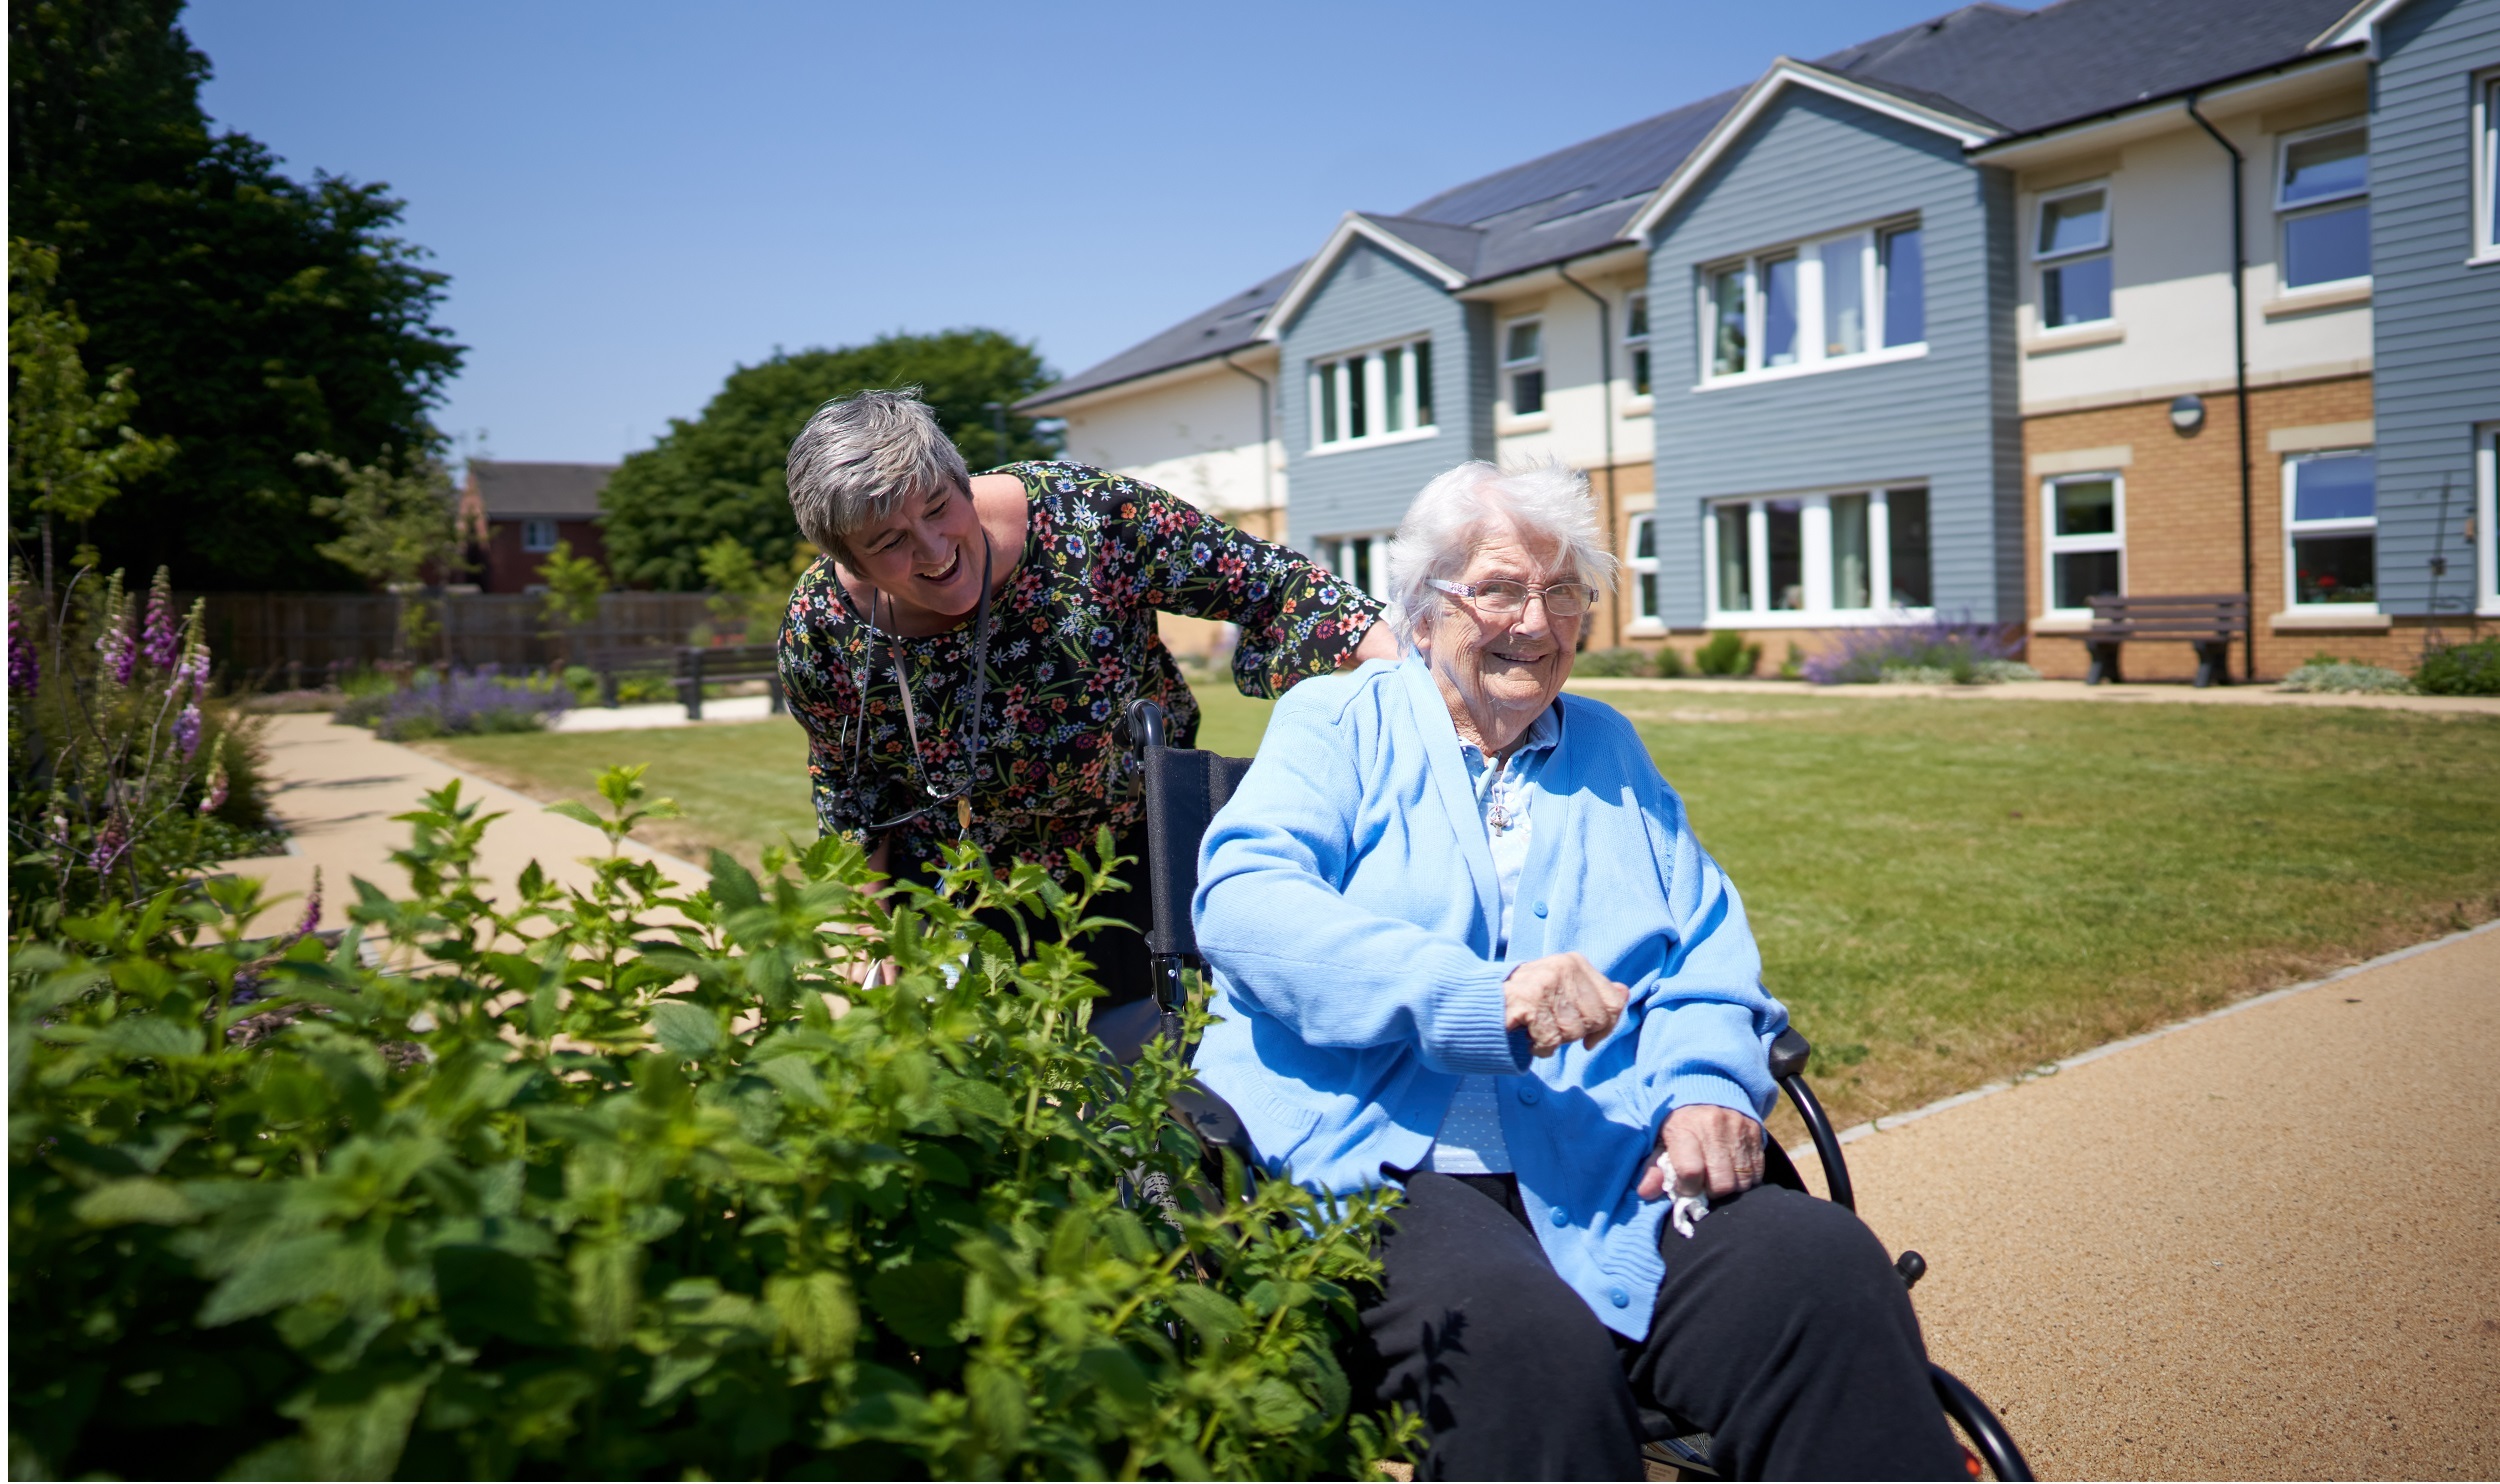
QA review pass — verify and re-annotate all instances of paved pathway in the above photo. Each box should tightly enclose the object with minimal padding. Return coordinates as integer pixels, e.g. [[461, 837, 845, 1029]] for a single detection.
[[1574, 676, 2500, 715], [1821, 923, 2500, 1479], [226, 715, 2498, 1476], [549, 694, 781, 732], [216, 713, 705, 935]]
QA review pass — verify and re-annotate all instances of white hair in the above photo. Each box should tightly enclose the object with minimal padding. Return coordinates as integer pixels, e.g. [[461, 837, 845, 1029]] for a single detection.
[[1382, 460, 1618, 648], [784, 387, 972, 562]]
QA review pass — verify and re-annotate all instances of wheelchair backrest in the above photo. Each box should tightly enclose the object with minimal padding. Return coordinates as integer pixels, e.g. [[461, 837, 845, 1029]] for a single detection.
[[1127, 699, 1253, 965]]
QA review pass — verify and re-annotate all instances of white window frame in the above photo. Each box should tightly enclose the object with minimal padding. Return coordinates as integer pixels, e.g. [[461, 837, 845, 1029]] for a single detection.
[[1695, 219, 1927, 389], [1698, 486, 1935, 627], [2273, 119, 2371, 292], [2472, 72, 2500, 266], [2476, 422, 2499, 616], [2282, 448, 2379, 613], [1307, 337, 1436, 454], [1625, 511, 1662, 630], [2042, 472, 2126, 619], [1500, 316, 1546, 420], [520, 518, 559, 553], [1623, 290, 1652, 402], [2033, 181, 2116, 332], [1316, 530, 1397, 599]]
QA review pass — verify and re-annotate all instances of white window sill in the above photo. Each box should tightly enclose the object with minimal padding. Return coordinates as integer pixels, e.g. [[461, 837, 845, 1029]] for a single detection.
[[1624, 619, 1668, 637], [2032, 614, 2096, 634], [1306, 426, 1441, 458], [2466, 251, 2500, 268], [1619, 395, 1655, 418], [1706, 608, 1939, 630], [2271, 607, 2388, 630], [1498, 414, 1553, 435], [2262, 281, 2371, 318], [1693, 343, 1927, 392], [2023, 323, 2124, 356]]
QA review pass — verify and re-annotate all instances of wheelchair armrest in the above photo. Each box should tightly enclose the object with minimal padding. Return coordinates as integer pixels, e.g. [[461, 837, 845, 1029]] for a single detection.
[[1169, 1083, 1259, 1179]]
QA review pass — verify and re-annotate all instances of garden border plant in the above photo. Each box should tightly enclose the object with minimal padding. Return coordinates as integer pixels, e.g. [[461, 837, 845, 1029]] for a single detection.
[[9, 766, 1418, 1479]]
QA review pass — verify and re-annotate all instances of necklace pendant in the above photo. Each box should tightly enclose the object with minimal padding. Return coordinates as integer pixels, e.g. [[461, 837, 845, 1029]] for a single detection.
[[956, 795, 973, 833]]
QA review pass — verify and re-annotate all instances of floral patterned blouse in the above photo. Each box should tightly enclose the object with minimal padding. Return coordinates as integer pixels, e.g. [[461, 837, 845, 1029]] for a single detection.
[[779, 462, 1385, 881]]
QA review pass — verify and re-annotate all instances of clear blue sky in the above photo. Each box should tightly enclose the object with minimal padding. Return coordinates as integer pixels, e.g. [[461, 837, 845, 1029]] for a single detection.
[[188, 1, 1987, 464]]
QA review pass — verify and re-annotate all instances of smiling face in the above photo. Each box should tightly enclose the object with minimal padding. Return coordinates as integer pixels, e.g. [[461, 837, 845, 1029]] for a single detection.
[[840, 479, 988, 619], [1415, 515, 1582, 754]]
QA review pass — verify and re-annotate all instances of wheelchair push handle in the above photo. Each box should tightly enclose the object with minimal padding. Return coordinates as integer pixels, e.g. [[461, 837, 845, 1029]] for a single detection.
[[1126, 697, 1168, 752]]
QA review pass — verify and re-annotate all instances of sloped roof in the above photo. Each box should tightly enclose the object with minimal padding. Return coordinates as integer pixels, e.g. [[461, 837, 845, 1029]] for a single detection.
[[1026, 0, 2362, 410], [466, 460, 616, 519]]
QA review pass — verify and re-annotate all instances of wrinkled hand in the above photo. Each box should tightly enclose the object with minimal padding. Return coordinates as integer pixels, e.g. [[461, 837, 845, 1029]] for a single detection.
[[1502, 952, 1628, 1057], [1637, 1103, 1765, 1201]]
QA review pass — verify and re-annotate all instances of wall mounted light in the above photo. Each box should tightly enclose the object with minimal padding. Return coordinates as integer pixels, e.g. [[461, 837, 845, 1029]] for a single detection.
[[2169, 393, 2206, 433]]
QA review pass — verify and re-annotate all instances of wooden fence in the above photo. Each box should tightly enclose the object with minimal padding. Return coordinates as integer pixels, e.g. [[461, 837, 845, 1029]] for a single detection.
[[188, 591, 720, 685]]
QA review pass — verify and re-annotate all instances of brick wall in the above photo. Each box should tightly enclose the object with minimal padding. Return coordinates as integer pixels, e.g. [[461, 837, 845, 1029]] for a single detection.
[[484, 518, 608, 594], [2019, 375, 2429, 682]]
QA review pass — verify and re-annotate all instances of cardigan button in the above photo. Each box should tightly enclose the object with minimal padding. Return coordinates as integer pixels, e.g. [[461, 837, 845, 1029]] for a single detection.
[[1609, 1286, 1631, 1309], [1516, 1084, 1542, 1106], [1549, 1206, 1569, 1228], [1532, 900, 1548, 918]]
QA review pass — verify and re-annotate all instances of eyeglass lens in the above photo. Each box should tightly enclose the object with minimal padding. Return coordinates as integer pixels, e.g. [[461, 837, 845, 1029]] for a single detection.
[[1474, 581, 1592, 616]]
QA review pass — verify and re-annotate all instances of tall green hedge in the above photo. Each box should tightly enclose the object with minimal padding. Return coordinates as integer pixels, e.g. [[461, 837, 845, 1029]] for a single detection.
[[9, 769, 1412, 1478]]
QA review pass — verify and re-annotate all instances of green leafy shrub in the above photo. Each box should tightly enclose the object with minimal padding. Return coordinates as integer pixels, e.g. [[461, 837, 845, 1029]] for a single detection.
[[1573, 647, 1652, 678], [9, 768, 1415, 1479], [1692, 631, 1761, 677], [1654, 646, 1689, 679], [2413, 637, 2500, 697]]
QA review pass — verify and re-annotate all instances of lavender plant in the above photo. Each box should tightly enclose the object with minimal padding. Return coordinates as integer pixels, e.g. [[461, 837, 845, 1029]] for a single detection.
[[1802, 618, 2038, 686], [341, 665, 575, 741]]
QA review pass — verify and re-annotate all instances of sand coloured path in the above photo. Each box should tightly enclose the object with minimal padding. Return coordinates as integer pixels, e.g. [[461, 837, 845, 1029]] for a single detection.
[[1823, 923, 2500, 1479]]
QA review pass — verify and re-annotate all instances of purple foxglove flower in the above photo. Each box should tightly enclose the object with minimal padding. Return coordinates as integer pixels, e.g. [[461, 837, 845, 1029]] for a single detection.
[[98, 617, 135, 687], [7, 594, 34, 692], [90, 813, 129, 874], [174, 702, 203, 757], [200, 738, 229, 815], [297, 867, 323, 938], [142, 571, 178, 670]]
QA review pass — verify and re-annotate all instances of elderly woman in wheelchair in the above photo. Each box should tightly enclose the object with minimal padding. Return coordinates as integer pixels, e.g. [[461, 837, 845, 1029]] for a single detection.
[[1186, 461, 1971, 1480]]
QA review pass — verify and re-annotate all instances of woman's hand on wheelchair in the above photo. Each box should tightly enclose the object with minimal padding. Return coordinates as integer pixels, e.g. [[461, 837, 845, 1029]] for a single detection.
[[1502, 952, 1629, 1056], [1639, 1104, 1766, 1202]]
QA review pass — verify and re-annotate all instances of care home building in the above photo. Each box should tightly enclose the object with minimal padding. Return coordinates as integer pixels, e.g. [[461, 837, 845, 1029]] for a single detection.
[[456, 460, 618, 595], [1021, 0, 2500, 680]]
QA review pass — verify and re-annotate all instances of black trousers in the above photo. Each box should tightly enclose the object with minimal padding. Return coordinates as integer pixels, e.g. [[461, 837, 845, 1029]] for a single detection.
[[892, 826, 1155, 1009], [1352, 1172, 1965, 1481]]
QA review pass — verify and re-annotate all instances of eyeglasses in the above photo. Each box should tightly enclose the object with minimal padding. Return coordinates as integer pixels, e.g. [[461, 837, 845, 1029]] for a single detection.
[[1427, 576, 1599, 618]]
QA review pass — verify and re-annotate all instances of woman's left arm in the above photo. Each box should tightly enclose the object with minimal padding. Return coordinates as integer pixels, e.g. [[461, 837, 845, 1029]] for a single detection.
[[1106, 474, 1387, 696]]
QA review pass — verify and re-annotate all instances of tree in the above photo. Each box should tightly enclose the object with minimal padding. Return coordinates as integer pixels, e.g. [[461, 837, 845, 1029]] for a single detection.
[[535, 539, 608, 663], [299, 446, 460, 659], [8, 239, 176, 590], [600, 330, 1057, 591], [9, 0, 463, 590]]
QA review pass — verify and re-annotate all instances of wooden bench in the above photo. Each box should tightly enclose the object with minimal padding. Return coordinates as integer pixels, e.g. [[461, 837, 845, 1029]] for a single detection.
[[586, 643, 786, 719], [2084, 593, 2248, 687]]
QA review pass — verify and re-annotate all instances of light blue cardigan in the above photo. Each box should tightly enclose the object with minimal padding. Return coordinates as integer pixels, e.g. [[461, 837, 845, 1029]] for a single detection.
[[1190, 656, 1787, 1338]]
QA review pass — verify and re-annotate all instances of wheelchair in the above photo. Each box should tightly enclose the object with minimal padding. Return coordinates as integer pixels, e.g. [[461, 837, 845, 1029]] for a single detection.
[[1116, 698, 2033, 1482]]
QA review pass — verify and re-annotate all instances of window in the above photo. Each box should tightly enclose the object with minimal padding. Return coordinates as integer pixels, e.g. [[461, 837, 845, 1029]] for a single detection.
[[2472, 74, 2498, 261], [2276, 122, 2369, 290], [1317, 532, 1394, 598], [1881, 225, 1925, 347], [1624, 291, 1652, 398], [1699, 221, 1925, 383], [1626, 513, 1661, 626], [521, 518, 559, 552], [1309, 338, 1433, 450], [1502, 318, 1545, 416], [2477, 425, 2499, 615], [2284, 450, 2376, 607], [2043, 474, 2123, 613], [2035, 185, 2113, 329], [1705, 487, 1932, 620]]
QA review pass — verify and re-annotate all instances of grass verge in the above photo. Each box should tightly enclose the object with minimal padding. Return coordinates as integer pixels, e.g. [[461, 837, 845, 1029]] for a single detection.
[[427, 685, 2499, 1128]]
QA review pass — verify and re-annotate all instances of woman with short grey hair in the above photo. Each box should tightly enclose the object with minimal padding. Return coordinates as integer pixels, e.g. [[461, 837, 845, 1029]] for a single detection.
[[778, 387, 1397, 1012], [1191, 460, 1964, 1477]]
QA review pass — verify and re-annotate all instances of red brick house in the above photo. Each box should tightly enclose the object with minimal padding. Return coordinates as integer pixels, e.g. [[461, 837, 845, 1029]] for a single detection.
[[457, 460, 617, 593]]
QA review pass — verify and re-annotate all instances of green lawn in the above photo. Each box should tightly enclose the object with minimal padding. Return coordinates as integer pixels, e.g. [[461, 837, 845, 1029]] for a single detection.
[[431, 685, 2500, 1127]]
